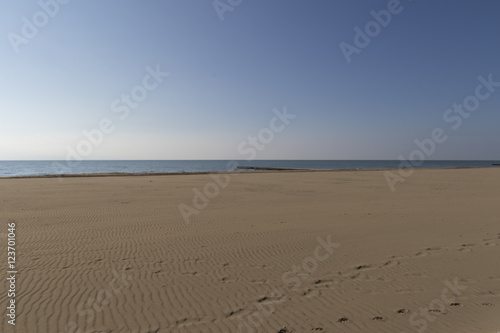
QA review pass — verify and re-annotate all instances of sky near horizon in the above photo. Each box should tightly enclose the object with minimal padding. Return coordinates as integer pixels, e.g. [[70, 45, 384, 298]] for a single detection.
[[0, 0, 499, 160]]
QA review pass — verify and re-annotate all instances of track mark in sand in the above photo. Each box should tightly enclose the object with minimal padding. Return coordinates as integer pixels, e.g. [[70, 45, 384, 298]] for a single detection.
[[458, 247, 473, 252], [488, 275, 500, 280], [314, 279, 333, 287], [311, 327, 324, 331], [277, 327, 291, 333], [482, 302, 495, 307], [458, 243, 475, 252], [257, 295, 286, 303], [302, 288, 320, 297], [335, 259, 401, 283], [450, 302, 462, 307], [225, 308, 244, 318], [372, 316, 385, 321], [258, 296, 270, 302], [415, 247, 441, 256], [337, 317, 350, 322], [380, 260, 399, 267], [397, 308, 409, 314]]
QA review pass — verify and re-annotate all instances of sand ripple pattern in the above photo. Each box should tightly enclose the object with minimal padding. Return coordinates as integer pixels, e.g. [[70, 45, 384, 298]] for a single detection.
[[0, 169, 499, 332]]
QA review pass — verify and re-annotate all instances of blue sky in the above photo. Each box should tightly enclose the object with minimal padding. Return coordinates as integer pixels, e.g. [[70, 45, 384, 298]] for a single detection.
[[1, 0, 499, 160]]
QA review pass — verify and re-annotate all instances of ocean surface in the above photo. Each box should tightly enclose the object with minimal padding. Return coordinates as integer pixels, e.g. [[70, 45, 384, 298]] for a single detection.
[[0, 160, 499, 177]]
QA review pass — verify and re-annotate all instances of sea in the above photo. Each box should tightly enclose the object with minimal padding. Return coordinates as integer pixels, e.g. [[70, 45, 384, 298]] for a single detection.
[[0, 160, 499, 178]]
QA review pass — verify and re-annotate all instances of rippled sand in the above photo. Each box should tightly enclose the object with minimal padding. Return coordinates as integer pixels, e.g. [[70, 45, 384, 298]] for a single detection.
[[1, 168, 499, 332]]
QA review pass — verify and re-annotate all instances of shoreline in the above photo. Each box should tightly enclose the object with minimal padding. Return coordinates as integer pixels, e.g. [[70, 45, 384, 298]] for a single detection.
[[1, 165, 498, 179]]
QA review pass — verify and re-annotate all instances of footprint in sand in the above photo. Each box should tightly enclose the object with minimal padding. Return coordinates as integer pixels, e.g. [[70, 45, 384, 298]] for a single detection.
[[415, 248, 441, 256], [225, 308, 244, 318], [314, 279, 333, 286], [380, 260, 399, 268], [302, 288, 320, 297]]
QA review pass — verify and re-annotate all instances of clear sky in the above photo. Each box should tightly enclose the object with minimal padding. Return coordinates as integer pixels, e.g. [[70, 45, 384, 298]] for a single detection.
[[1, 0, 499, 160]]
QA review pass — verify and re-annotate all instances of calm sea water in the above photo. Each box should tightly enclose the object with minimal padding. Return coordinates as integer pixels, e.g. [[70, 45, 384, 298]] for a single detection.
[[0, 160, 499, 177]]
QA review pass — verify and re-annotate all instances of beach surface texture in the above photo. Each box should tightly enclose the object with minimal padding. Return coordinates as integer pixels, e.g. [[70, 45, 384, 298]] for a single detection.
[[1, 168, 499, 332]]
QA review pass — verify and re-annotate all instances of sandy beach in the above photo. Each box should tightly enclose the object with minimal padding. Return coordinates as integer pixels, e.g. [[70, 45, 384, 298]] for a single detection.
[[1, 168, 499, 333]]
